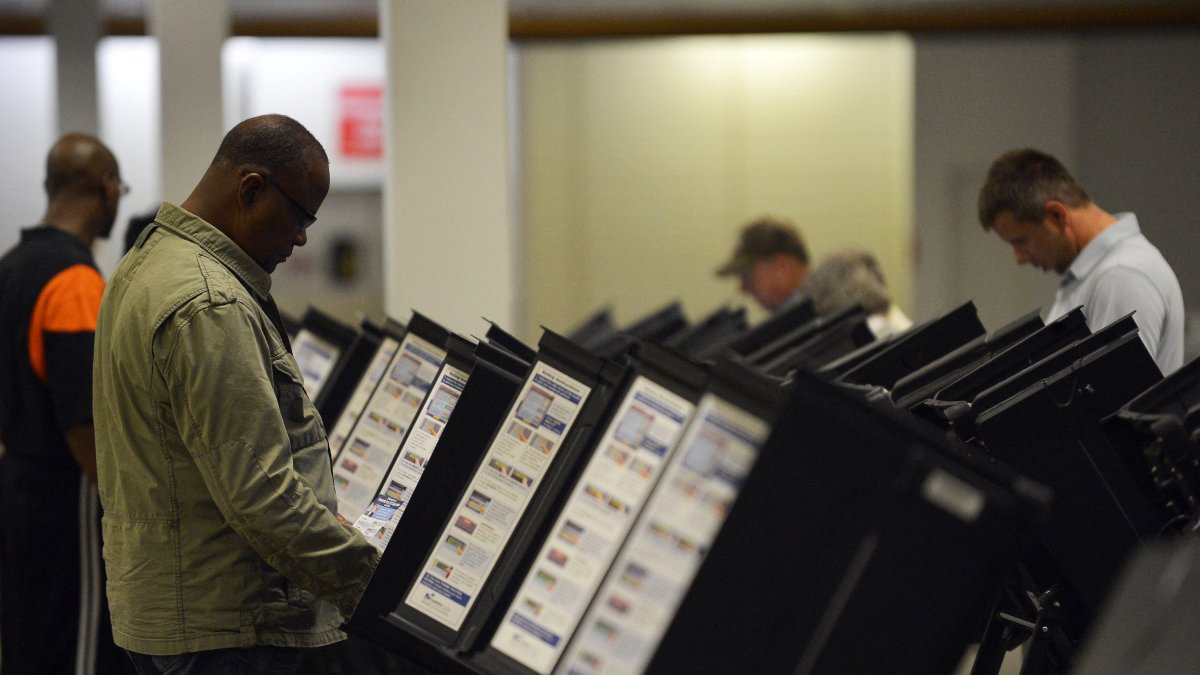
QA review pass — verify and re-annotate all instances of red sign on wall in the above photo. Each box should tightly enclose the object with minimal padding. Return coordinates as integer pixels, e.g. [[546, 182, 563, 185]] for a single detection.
[[339, 85, 383, 159]]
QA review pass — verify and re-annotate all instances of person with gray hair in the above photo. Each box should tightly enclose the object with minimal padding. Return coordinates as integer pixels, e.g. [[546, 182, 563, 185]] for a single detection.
[[805, 248, 912, 339]]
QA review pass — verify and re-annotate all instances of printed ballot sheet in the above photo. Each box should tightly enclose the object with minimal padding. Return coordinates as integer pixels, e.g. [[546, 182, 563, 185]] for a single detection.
[[555, 393, 771, 675], [352, 362, 471, 550], [291, 328, 342, 399], [488, 376, 696, 673], [403, 362, 592, 631], [327, 335, 400, 459], [332, 333, 447, 521]]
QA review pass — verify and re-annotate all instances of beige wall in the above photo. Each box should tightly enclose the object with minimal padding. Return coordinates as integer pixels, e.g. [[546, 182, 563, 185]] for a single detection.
[[518, 34, 914, 343]]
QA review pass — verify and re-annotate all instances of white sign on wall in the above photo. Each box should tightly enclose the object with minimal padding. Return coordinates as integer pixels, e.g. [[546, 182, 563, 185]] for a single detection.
[[223, 37, 386, 189]]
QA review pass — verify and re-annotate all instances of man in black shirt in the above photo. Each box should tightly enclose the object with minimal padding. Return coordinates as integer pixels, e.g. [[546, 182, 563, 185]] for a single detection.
[[0, 133, 132, 674]]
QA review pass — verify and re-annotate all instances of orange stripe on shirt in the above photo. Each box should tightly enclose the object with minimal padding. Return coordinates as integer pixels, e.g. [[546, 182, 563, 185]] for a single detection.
[[28, 263, 105, 382]]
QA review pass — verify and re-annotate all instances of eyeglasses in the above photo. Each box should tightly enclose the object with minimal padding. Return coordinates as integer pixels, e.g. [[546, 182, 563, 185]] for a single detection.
[[107, 172, 130, 196], [263, 175, 317, 228]]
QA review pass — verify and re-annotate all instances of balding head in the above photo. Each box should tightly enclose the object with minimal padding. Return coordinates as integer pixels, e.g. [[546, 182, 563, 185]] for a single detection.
[[183, 115, 330, 274], [44, 133, 119, 199], [40, 133, 123, 244], [210, 114, 328, 180]]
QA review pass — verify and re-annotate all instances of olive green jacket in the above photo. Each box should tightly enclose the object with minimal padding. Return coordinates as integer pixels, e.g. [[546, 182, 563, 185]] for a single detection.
[[94, 202, 379, 655]]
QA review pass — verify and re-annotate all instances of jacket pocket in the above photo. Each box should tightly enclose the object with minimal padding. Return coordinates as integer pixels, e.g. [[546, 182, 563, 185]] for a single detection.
[[270, 354, 325, 450], [103, 512, 180, 637]]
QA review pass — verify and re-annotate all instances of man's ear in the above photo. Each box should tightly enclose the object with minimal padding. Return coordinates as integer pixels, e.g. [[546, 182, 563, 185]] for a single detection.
[[238, 172, 267, 209], [1042, 200, 1070, 232]]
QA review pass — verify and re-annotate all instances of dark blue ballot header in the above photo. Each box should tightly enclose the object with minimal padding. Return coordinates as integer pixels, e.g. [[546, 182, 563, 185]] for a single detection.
[[420, 573, 471, 607], [442, 370, 468, 392], [703, 410, 762, 447], [405, 342, 444, 365], [541, 415, 567, 436], [532, 373, 583, 404], [642, 438, 669, 457], [370, 494, 402, 521], [510, 612, 561, 647], [633, 390, 687, 424]]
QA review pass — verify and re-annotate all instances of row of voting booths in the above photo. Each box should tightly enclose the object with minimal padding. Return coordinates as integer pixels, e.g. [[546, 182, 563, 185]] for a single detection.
[[283, 298, 1200, 675]]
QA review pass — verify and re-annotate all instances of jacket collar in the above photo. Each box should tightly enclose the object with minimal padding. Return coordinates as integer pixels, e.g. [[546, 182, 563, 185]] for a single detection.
[[153, 201, 273, 300]]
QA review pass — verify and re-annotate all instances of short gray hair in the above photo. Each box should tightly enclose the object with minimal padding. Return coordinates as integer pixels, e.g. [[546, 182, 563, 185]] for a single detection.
[[805, 249, 891, 316]]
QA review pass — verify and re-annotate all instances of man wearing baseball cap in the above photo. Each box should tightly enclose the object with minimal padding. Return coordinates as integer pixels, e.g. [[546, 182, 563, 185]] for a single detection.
[[716, 215, 811, 313]]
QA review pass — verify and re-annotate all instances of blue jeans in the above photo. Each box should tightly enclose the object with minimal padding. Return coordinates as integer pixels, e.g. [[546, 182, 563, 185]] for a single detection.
[[126, 646, 301, 675]]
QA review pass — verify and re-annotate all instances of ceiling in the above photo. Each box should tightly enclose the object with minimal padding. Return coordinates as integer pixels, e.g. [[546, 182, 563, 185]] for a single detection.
[[3, 0, 1197, 36]]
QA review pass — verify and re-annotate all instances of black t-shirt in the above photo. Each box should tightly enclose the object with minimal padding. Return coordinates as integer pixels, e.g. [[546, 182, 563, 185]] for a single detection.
[[0, 226, 104, 461]]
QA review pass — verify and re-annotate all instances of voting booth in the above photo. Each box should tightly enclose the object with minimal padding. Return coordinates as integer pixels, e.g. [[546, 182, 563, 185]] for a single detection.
[[967, 323, 1166, 670], [577, 303, 688, 360], [889, 309, 1044, 411], [475, 342, 714, 674], [648, 367, 1049, 675], [661, 305, 747, 359], [329, 312, 452, 522], [686, 296, 814, 362], [262, 296, 1200, 675], [350, 329, 628, 667], [347, 327, 540, 671], [750, 304, 876, 376], [316, 317, 405, 426], [290, 306, 359, 400]]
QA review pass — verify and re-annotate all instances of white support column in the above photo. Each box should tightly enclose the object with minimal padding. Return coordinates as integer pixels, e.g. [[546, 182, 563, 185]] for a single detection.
[[49, 0, 100, 135], [149, 0, 229, 204], [379, 1, 514, 337]]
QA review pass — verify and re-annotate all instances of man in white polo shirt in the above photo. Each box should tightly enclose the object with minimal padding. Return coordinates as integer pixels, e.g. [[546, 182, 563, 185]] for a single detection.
[[978, 147, 1184, 374]]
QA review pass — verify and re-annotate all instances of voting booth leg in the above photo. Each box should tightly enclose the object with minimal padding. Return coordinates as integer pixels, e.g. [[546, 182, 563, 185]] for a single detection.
[[969, 594, 1017, 675], [970, 573, 1079, 675], [970, 575, 1043, 675], [1017, 585, 1076, 675], [973, 585, 1077, 675]]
